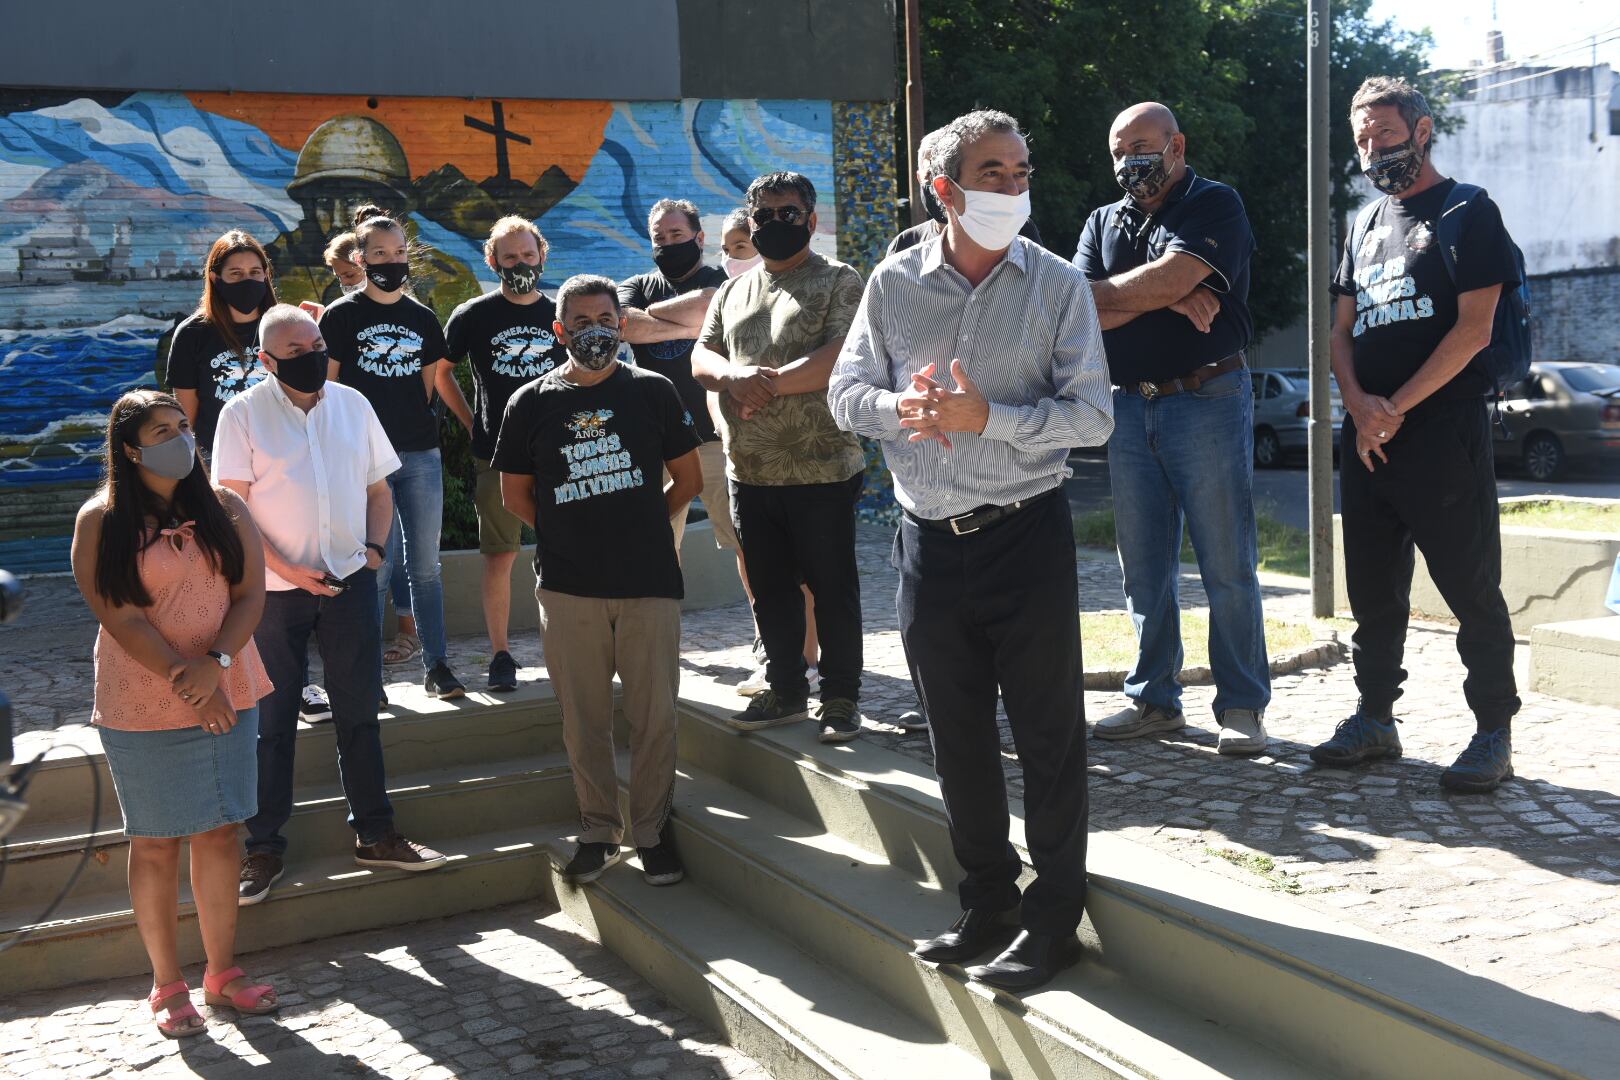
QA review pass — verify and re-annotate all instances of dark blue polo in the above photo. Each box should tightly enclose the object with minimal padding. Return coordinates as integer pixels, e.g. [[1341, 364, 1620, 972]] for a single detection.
[[1074, 168, 1256, 385]]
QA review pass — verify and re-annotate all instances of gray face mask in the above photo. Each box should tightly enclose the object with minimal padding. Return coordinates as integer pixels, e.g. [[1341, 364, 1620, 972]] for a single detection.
[[567, 325, 621, 371], [133, 431, 197, 480]]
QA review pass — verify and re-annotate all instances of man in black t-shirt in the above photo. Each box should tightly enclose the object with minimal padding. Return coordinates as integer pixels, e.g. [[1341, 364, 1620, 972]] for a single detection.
[[617, 197, 732, 554], [445, 216, 569, 692], [1315, 76, 1521, 793], [493, 274, 702, 889], [1075, 102, 1271, 758]]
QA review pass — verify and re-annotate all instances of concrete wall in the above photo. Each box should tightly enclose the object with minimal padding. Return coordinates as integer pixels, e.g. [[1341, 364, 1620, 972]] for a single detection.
[[1527, 267, 1620, 363]]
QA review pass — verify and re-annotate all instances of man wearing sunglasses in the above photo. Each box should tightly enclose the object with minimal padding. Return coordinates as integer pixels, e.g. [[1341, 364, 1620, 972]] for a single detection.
[[691, 172, 868, 744]]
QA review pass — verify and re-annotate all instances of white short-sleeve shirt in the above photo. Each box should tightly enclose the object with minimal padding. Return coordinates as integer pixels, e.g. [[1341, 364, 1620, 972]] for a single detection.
[[212, 378, 401, 591]]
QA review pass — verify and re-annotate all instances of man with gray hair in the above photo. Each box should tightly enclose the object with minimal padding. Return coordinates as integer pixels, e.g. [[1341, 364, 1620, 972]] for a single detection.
[[831, 107, 1113, 991], [213, 304, 446, 907], [888, 123, 1045, 257]]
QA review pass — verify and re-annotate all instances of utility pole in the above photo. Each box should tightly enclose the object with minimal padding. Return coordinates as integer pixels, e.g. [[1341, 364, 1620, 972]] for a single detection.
[[904, 0, 926, 225], [1308, 0, 1333, 617]]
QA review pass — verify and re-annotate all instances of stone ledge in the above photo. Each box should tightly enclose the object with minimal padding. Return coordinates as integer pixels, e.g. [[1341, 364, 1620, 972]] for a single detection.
[[1083, 634, 1347, 691], [1529, 615, 1620, 707]]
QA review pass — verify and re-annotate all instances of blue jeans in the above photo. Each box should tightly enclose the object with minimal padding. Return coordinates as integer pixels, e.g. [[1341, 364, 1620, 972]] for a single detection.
[[376, 448, 449, 672], [1107, 368, 1270, 718]]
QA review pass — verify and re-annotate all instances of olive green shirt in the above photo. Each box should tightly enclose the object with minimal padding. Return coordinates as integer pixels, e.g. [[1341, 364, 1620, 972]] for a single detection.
[[699, 251, 868, 486]]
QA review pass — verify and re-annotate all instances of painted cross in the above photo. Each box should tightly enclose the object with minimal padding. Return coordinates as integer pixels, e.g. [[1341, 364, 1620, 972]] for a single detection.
[[464, 101, 532, 182]]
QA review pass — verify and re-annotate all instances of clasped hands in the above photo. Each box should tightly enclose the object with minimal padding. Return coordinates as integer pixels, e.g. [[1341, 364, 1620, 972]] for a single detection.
[[1346, 392, 1405, 472], [726, 365, 778, 421], [168, 656, 237, 734], [898, 360, 990, 450]]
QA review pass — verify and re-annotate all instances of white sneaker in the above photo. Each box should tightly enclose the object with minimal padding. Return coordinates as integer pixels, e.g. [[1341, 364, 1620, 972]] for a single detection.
[[737, 664, 770, 697], [1093, 701, 1185, 740], [300, 684, 332, 724], [1217, 709, 1268, 756]]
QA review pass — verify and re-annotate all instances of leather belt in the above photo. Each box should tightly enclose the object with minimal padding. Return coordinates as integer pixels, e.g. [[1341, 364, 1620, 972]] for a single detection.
[[1119, 354, 1245, 399], [907, 488, 1061, 537]]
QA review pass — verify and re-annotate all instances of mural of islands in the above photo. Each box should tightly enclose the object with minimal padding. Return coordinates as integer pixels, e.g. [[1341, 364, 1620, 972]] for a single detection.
[[0, 91, 845, 497]]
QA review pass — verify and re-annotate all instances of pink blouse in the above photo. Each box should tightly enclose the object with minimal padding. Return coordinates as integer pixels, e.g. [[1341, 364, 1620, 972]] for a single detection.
[[92, 522, 272, 731]]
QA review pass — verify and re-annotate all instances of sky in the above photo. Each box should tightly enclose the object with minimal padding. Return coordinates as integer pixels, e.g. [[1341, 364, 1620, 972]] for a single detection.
[[1366, 0, 1620, 72]]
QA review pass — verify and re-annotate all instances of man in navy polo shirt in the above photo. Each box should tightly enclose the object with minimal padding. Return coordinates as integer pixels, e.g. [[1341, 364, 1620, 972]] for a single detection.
[[1075, 101, 1271, 757]]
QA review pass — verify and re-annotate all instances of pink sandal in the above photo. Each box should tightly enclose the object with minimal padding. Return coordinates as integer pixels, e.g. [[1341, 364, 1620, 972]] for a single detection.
[[148, 979, 206, 1038], [203, 966, 280, 1015]]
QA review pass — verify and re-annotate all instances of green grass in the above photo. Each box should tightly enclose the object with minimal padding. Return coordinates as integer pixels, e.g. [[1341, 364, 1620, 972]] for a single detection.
[[1203, 845, 1309, 895], [1074, 508, 1310, 577], [1080, 610, 1319, 671], [1500, 499, 1620, 534]]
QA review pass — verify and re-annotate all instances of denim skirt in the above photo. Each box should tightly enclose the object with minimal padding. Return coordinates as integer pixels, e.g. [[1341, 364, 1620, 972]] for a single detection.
[[98, 707, 259, 838]]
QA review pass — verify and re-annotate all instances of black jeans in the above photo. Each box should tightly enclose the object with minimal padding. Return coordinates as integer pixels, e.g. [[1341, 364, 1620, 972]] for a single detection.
[[895, 491, 1089, 936], [730, 473, 864, 702], [247, 567, 394, 856], [1341, 400, 1520, 729]]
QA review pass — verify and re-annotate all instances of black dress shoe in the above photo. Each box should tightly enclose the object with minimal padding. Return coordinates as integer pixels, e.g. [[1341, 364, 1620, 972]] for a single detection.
[[913, 907, 1018, 964], [965, 930, 1080, 991]]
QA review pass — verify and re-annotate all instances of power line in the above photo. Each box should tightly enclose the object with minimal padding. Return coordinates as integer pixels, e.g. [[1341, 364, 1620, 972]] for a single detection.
[[1448, 34, 1620, 96], [1434, 20, 1620, 82]]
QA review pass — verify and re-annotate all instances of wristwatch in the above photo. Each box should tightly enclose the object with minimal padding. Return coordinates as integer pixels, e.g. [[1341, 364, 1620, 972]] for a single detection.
[[207, 650, 233, 669], [366, 542, 387, 558]]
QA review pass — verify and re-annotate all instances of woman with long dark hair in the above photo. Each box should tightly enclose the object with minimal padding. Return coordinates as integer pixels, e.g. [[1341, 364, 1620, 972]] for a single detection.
[[71, 390, 281, 1037], [167, 231, 278, 455]]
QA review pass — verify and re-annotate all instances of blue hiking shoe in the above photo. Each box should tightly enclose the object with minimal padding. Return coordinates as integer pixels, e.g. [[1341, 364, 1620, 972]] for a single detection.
[[1440, 729, 1514, 794], [1310, 710, 1402, 767]]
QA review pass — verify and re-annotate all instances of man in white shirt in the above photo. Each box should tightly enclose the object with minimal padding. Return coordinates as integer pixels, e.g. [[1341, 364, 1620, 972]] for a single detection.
[[213, 304, 445, 906]]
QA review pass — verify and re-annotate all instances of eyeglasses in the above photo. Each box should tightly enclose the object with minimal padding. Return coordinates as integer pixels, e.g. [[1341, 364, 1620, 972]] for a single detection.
[[750, 206, 810, 227]]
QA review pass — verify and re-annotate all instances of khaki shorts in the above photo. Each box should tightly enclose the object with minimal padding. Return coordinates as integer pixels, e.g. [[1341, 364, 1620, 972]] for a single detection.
[[475, 458, 526, 555], [670, 439, 740, 552]]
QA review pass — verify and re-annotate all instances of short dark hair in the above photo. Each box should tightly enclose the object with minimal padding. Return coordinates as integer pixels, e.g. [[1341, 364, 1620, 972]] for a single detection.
[[555, 274, 621, 323], [647, 198, 701, 235], [745, 171, 816, 213], [1350, 76, 1435, 145], [935, 109, 1024, 182]]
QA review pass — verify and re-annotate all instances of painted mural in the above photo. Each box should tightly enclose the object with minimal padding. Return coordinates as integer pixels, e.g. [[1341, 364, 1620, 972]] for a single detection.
[[0, 91, 844, 504]]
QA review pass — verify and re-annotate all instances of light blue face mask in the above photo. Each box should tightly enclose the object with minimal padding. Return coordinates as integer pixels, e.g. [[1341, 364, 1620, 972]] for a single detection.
[[133, 431, 196, 480]]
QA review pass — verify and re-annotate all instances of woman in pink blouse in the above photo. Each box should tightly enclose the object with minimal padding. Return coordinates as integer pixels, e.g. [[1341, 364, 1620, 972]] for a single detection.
[[71, 390, 281, 1037]]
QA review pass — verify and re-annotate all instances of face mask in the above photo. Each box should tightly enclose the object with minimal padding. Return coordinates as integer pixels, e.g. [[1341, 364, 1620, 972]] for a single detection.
[[922, 181, 948, 225], [340, 280, 365, 295], [946, 180, 1031, 251], [723, 254, 762, 278], [652, 237, 702, 280], [1361, 136, 1427, 195], [217, 277, 268, 317], [566, 325, 621, 371], [365, 261, 409, 293], [499, 262, 540, 295], [751, 219, 812, 262], [133, 431, 196, 480], [1115, 141, 1173, 202], [273, 347, 329, 394]]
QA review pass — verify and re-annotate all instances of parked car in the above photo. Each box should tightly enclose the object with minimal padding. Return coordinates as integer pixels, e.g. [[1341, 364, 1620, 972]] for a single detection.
[[1495, 361, 1620, 480], [1250, 368, 1343, 467]]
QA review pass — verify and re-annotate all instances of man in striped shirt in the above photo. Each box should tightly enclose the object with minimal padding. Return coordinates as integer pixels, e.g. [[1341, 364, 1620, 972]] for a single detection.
[[829, 109, 1113, 992]]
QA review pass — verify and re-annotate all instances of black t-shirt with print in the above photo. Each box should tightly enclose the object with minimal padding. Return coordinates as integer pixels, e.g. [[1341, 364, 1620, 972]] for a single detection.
[[164, 312, 264, 452], [490, 365, 701, 600], [445, 289, 568, 461], [617, 264, 728, 443], [318, 292, 448, 452], [1331, 179, 1518, 406]]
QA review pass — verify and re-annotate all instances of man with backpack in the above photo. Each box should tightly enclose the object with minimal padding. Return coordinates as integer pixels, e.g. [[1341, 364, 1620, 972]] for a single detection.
[[1315, 76, 1525, 793]]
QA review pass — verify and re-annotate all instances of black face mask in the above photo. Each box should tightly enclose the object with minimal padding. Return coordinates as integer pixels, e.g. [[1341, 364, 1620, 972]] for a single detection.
[[751, 220, 811, 262], [217, 277, 268, 317], [1361, 136, 1427, 196], [499, 262, 540, 295], [274, 348, 328, 394], [652, 237, 702, 280], [365, 261, 409, 293]]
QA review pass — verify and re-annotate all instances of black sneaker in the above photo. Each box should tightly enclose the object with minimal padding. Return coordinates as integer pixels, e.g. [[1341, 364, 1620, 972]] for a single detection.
[[299, 684, 332, 724], [379, 689, 390, 712], [728, 689, 809, 732], [424, 662, 465, 700], [487, 650, 518, 693], [561, 841, 622, 884], [638, 834, 685, 886], [1440, 729, 1513, 793], [815, 698, 861, 743], [239, 852, 284, 907], [1309, 709, 1402, 767]]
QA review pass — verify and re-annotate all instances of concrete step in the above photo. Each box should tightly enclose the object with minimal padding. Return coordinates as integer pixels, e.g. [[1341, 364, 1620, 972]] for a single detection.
[[1529, 615, 1620, 707], [542, 843, 992, 1080], [668, 683, 1613, 1080]]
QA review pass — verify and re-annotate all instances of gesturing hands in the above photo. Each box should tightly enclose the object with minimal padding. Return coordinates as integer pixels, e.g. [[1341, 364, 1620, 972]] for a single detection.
[[898, 360, 990, 451]]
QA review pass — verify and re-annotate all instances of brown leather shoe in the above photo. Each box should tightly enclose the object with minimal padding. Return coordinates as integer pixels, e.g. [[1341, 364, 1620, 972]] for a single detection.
[[354, 830, 447, 871], [238, 852, 284, 907]]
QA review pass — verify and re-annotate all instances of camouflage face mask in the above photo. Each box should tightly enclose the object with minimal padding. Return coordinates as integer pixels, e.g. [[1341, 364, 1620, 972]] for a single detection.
[[499, 262, 540, 295], [1115, 140, 1173, 202], [567, 324, 620, 370], [1361, 136, 1427, 196]]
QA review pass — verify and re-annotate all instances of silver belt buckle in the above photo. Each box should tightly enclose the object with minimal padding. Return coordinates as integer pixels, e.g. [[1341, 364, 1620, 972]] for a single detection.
[[1138, 381, 1161, 399], [948, 511, 981, 536]]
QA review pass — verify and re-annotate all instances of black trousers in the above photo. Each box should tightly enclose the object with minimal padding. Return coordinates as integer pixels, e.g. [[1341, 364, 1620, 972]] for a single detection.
[[895, 491, 1088, 936], [730, 473, 864, 702], [1341, 400, 1520, 729]]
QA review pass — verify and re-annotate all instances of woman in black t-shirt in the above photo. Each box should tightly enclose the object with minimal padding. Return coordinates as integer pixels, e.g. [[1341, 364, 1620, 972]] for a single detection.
[[166, 231, 277, 453], [318, 206, 466, 700]]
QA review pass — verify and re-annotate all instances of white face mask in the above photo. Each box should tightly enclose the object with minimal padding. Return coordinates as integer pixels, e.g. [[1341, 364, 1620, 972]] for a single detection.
[[946, 180, 1030, 252], [723, 254, 763, 278]]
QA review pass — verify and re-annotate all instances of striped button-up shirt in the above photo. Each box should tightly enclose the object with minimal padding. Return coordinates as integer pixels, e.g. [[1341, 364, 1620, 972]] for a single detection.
[[828, 235, 1113, 520]]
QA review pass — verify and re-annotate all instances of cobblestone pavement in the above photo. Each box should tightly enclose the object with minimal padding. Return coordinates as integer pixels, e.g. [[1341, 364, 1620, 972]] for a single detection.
[[0, 903, 767, 1080], [7, 529, 1620, 1032]]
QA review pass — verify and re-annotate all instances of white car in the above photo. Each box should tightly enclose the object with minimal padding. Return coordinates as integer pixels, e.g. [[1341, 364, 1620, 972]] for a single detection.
[[1250, 368, 1343, 468]]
